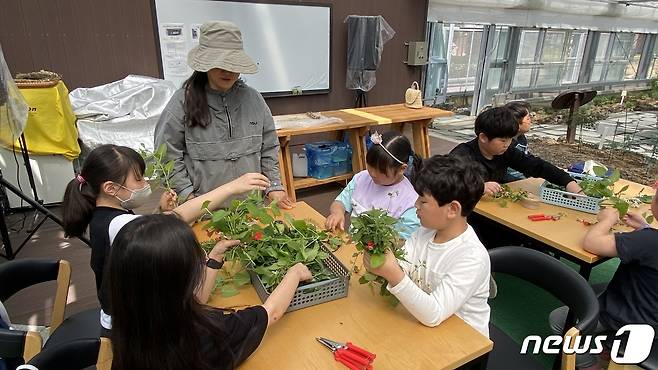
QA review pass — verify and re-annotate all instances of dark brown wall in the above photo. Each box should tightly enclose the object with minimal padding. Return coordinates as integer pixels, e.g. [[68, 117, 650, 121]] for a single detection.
[[0, 0, 161, 92], [0, 0, 428, 114]]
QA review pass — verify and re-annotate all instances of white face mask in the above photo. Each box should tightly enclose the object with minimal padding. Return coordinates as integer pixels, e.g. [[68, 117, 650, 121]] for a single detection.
[[114, 183, 152, 209]]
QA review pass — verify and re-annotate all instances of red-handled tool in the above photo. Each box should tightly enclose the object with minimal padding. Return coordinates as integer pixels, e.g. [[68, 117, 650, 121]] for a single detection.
[[344, 341, 376, 362], [528, 213, 561, 221], [317, 337, 375, 370]]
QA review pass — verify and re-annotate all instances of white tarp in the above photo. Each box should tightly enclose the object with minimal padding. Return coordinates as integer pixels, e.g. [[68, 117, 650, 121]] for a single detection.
[[0, 44, 28, 147], [69, 75, 176, 152]]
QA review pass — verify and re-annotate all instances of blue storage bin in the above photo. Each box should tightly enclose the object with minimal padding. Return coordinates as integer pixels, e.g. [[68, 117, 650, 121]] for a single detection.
[[305, 141, 353, 179], [334, 160, 352, 176]]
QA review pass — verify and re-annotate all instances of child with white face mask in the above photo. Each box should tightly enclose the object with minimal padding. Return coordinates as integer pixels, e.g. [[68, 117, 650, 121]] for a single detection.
[[62, 144, 270, 333]]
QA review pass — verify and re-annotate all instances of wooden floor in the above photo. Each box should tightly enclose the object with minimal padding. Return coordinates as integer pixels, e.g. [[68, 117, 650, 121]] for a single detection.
[[0, 136, 458, 326]]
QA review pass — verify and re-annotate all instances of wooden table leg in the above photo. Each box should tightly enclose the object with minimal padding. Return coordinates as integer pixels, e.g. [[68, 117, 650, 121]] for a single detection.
[[411, 119, 432, 158], [348, 127, 367, 173], [277, 136, 296, 202]]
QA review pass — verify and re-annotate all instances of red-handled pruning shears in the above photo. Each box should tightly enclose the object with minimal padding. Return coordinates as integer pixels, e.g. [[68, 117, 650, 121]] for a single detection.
[[528, 213, 562, 221], [317, 337, 376, 370]]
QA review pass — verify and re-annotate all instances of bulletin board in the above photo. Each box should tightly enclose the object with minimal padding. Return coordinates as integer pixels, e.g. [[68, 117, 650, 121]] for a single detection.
[[153, 0, 331, 96]]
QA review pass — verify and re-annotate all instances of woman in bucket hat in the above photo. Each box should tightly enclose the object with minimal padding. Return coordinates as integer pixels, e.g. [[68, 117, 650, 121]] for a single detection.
[[155, 21, 293, 208]]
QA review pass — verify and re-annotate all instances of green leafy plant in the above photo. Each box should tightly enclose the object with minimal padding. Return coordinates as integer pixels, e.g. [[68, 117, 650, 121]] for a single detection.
[[140, 143, 177, 204], [492, 184, 529, 208], [201, 191, 342, 295], [349, 209, 405, 305], [578, 167, 633, 216], [199, 239, 252, 297], [578, 167, 620, 198], [559, 167, 654, 218]]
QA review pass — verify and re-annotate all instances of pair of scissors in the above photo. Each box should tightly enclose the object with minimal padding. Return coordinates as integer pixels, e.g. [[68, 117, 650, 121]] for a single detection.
[[317, 337, 376, 370]]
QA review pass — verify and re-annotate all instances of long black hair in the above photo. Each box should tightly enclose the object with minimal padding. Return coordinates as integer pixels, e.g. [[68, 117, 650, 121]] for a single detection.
[[182, 71, 211, 128], [107, 215, 235, 370], [366, 131, 422, 183], [62, 144, 145, 237]]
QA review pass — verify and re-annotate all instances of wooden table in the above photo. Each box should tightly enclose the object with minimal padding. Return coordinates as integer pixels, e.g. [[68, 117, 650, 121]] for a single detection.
[[275, 104, 451, 201], [195, 202, 492, 370], [474, 178, 656, 279]]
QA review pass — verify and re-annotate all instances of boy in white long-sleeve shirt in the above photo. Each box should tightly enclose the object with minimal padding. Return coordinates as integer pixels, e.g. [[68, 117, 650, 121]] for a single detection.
[[364, 155, 491, 337]]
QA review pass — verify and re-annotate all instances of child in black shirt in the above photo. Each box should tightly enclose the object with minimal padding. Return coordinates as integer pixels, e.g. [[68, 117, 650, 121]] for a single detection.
[[550, 192, 658, 369], [107, 215, 311, 370], [449, 107, 581, 196]]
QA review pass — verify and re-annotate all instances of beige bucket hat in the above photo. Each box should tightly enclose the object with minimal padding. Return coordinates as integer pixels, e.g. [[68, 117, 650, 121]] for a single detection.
[[187, 21, 258, 74]]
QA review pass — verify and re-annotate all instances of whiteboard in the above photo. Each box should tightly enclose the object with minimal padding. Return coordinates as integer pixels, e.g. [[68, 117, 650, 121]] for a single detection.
[[153, 0, 331, 95]]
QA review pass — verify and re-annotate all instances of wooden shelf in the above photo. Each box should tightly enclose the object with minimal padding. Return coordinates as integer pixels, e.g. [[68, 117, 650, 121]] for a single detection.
[[293, 173, 353, 190]]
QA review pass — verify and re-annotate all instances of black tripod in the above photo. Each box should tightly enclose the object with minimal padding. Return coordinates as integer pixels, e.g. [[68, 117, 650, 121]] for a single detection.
[[0, 136, 90, 259]]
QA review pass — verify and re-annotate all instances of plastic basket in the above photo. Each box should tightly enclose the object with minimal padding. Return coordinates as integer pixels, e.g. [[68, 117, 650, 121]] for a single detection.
[[249, 245, 350, 312], [538, 172, 603, 214]]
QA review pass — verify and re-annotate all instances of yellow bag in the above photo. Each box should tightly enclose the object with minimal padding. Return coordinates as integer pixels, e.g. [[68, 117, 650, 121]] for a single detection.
[[404, 81, 423, 109], [10, 81, 80, 160]]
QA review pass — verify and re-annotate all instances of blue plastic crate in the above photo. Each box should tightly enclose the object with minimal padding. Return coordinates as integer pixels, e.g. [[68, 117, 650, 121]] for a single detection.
[[305, 141, 353, 179]]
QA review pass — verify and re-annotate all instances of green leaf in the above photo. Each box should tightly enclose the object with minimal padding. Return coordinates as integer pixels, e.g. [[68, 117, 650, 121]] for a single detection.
[[234, 230, 249, 240], [646, 215, 655, 224], [156, 143, 167, 159], [201, 200, 211, 210], [144, 164, 155, 178], [292, 220, 309, 232], [283, 213, 295, 226], [261, 213, 274, 225], [164, 160, 174, 174], [609, 169, 621, 183], [638, 195, 653, 204], [613, 200, 629, 217], [358, 275, 369, 284], [619, 185, 629, 194], [212, 209, 228, 223], [220, 284, 239, 297], [270, 201, 281, 217], [265, 247, 279, 258], [363, 272, 377, 282], [370, 253, 386, 269], [252, 266, 271, 275], [379, 281, 390, 296], [385, 294, 400, 307], [233, 271, 251, 286], [305, 244, 320, 262]]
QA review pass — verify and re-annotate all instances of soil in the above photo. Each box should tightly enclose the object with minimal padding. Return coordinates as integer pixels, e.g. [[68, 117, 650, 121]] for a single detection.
[[527, 137, 658, 186]]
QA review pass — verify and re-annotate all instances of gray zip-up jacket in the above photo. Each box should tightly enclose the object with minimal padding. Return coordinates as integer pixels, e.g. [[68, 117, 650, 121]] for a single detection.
[[154, 80, 283, 201]]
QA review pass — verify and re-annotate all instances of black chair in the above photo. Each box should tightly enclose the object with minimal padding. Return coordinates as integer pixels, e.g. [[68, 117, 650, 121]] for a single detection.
[[486, 246, 600, 370], [0, 328, 41, 367], [0, 259, 70, 365], [0, 259, 103, 356], [19, 337, 112, 370], [41, 308, 102, 349], [0, 259, 71, 331]]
